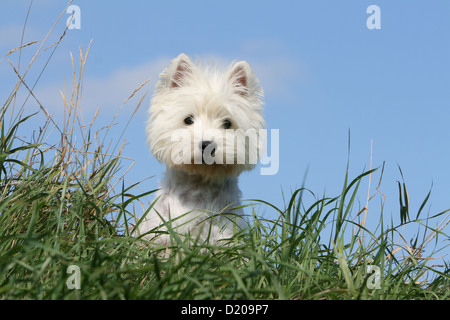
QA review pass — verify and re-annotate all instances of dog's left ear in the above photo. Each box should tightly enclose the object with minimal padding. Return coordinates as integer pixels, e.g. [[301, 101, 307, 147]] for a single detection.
[[161, 53, 194, 89], [227, 61, 256, 97]]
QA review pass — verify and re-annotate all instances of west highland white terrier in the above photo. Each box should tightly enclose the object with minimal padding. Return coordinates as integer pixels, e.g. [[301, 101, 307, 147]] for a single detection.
[[138, 53, 265, 245]]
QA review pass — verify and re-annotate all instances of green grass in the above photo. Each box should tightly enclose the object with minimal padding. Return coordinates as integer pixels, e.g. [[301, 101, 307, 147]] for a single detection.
[[0, 3, 449, 300]]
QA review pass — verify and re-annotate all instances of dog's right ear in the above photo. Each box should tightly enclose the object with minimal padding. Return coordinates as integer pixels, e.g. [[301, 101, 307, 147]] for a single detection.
[[166, 53, 193, 88]]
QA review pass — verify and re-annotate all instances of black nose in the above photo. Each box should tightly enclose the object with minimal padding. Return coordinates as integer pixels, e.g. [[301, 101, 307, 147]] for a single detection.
[[201, 141, 212, 151], [200, 140, 216, 157]]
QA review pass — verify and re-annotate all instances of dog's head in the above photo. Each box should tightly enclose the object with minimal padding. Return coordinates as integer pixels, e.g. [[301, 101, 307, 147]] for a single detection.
[[147, 53, 265, 180]]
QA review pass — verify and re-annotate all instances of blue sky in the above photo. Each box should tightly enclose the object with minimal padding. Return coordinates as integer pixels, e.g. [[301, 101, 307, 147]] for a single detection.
[[1, 1, 450, 254]]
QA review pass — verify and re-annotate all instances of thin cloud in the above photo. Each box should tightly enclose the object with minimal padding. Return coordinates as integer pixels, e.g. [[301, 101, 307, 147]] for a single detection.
[[34, 57, 170, 116]]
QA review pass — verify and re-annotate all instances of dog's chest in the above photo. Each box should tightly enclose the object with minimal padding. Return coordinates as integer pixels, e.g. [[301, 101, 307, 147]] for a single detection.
[[169, 178, 240, 213]]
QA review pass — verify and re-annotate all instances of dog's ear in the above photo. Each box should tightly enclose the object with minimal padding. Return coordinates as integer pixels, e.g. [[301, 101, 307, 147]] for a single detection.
[[227, 61, 254, 97], [168, 53, 193, 88]]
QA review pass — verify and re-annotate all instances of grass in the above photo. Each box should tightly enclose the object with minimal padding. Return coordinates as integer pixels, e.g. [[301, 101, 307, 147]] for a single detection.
[[0, 2, 449, 300]]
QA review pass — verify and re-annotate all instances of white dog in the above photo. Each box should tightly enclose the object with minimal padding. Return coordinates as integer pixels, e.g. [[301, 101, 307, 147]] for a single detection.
[[138, 53, 265, 245]]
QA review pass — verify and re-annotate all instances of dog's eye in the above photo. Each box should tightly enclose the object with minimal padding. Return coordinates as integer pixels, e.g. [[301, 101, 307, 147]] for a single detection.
[[184, 116, 194, 125], [222, 119, 232, 129]]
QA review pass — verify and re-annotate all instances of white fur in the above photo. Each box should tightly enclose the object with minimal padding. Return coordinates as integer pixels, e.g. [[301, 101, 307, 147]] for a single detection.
[[138, 53, 265, 245]]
